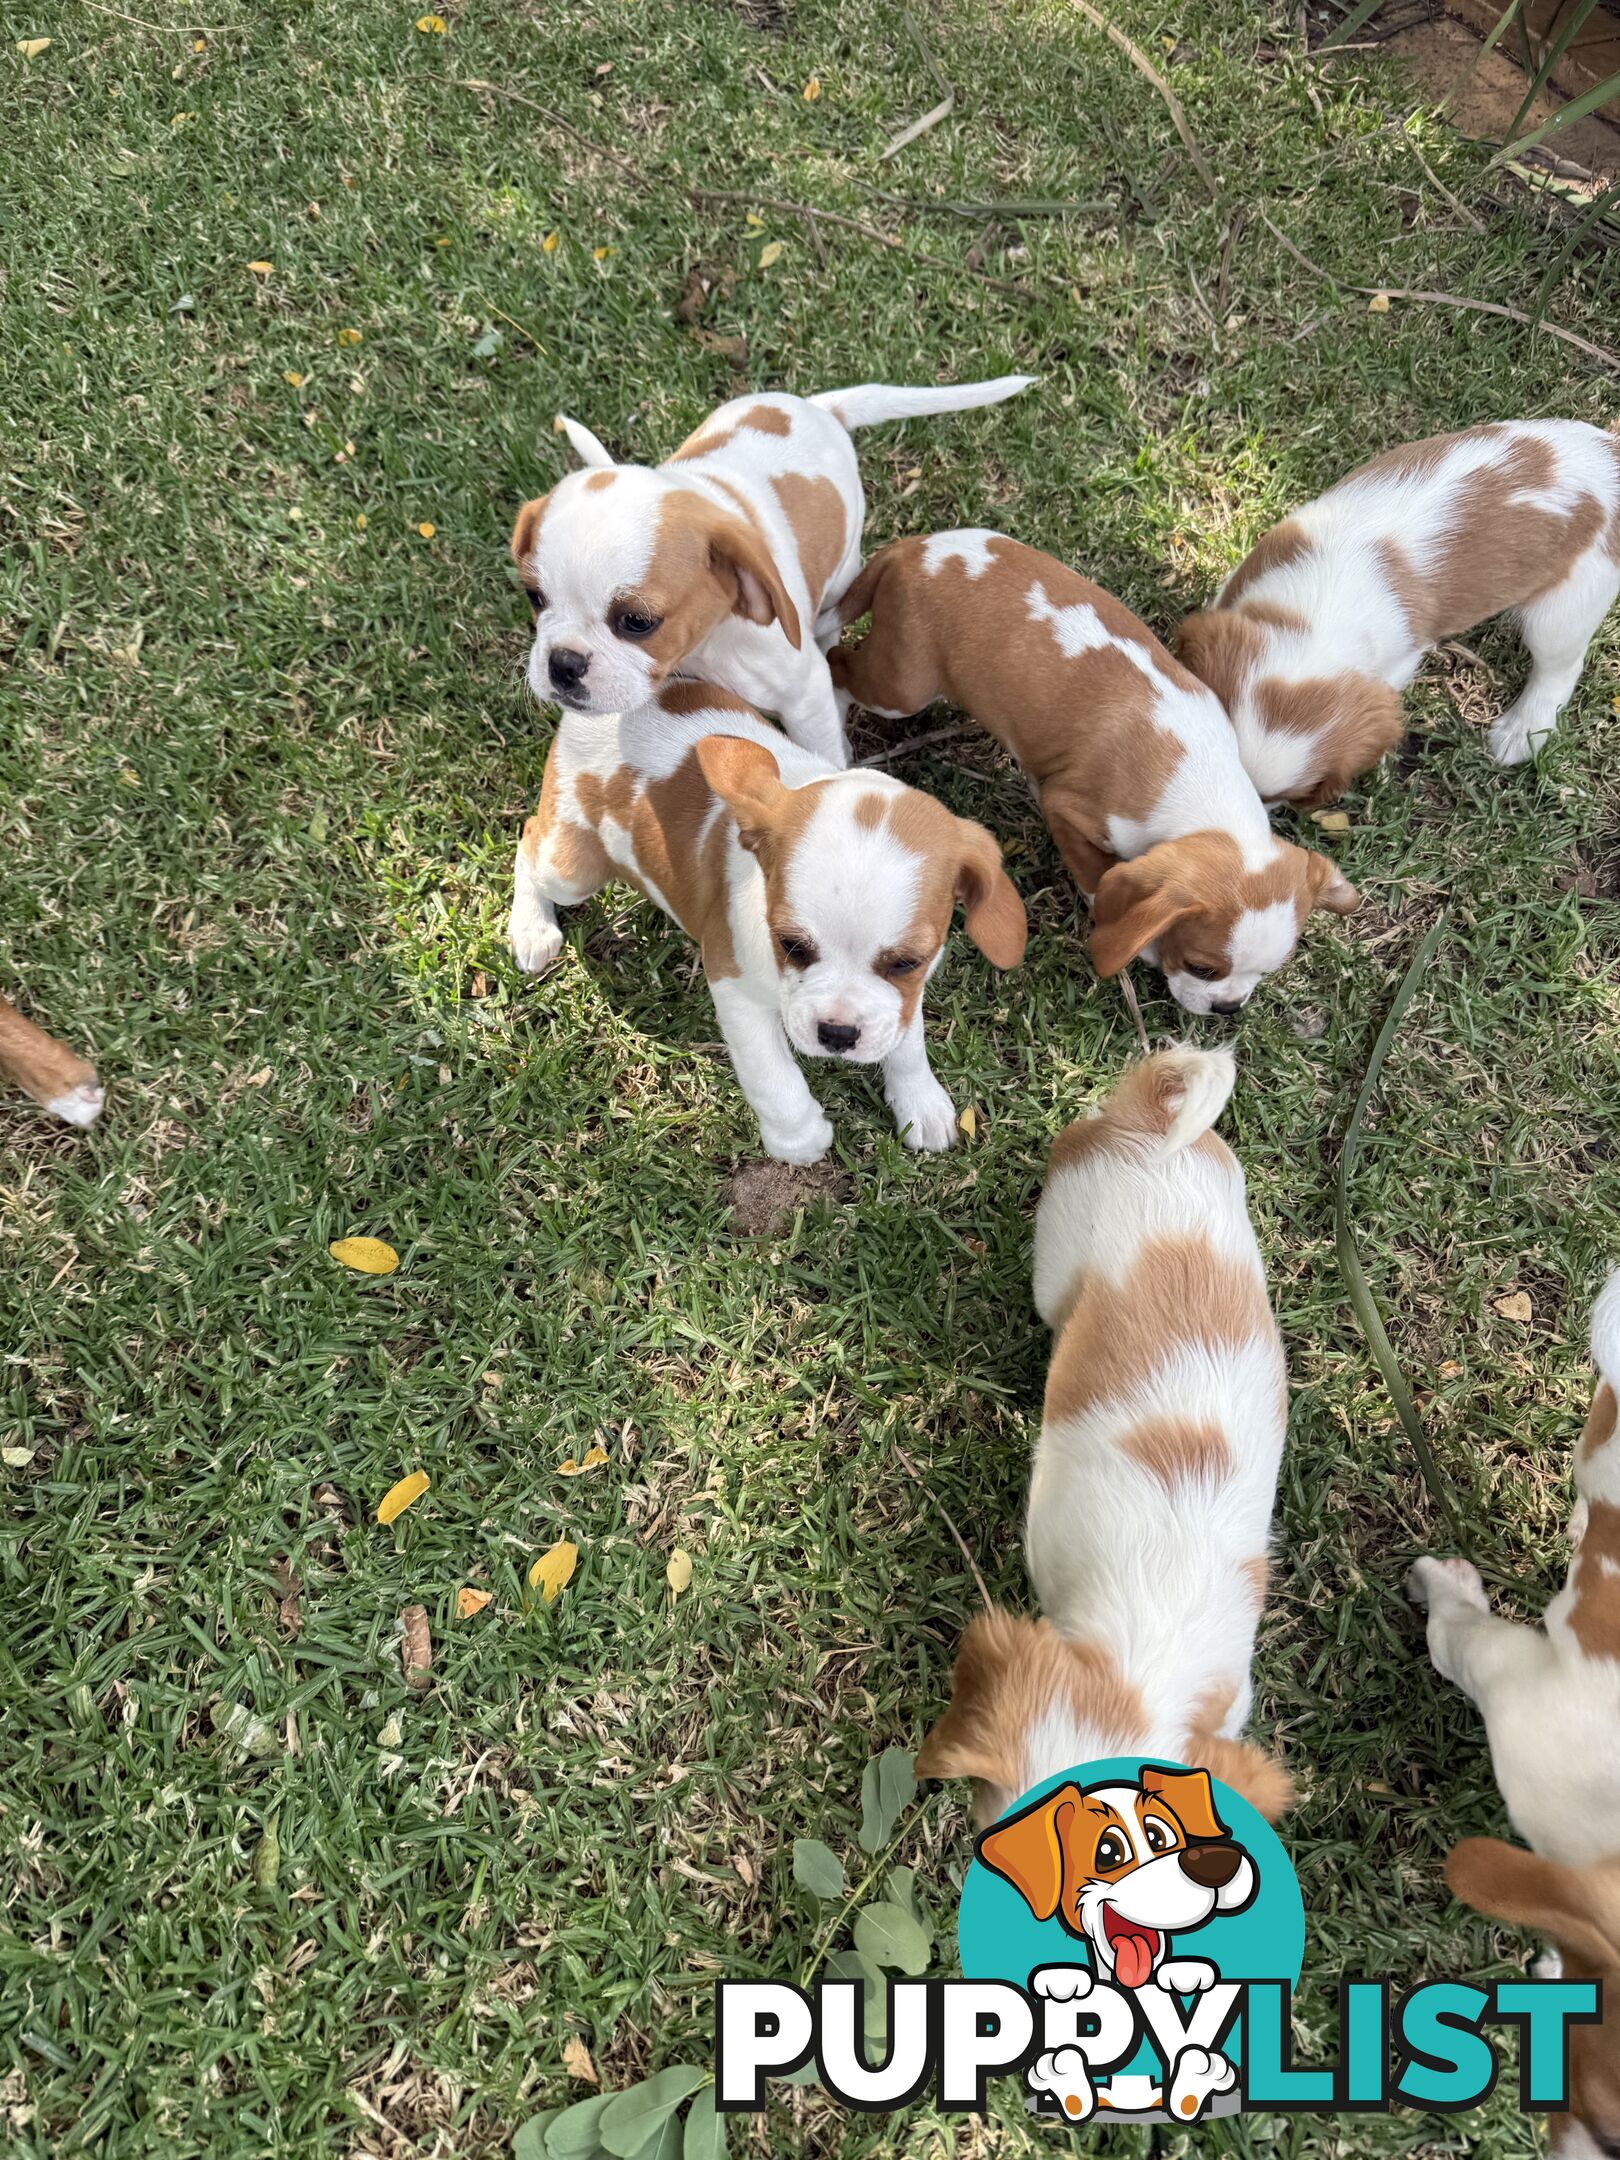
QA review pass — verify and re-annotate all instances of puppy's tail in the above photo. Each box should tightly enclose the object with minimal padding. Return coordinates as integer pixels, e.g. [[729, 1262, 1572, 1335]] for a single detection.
[[1579, 1268, 1620, 1500], [1591, 1268, 1620, 1395], [1076, 1045, 1236, 1162], [809, 375, 1036, 432]]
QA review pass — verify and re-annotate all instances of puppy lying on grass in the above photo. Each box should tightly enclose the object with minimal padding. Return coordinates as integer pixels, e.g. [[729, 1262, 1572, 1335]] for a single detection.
[[509, 681, 1025, 1163], [831, 531, 1357, 1016]]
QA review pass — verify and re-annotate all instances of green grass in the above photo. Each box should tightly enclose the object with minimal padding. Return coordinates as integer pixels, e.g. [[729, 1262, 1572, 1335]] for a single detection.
[[3, 0, 1619, 2153]]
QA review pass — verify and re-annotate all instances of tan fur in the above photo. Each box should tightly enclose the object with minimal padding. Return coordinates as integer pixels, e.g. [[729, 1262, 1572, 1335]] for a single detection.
[[1582, 1381, 1618, 1464], [1570, 1500, 1620, 1663], [638, 492, 802, 672], [510, 493, 550, 576], [1254, 675, 1405, 809], [668, 401, 794, 463], [0, 996, 99, 1116], [1120, 1417, 1234, 1488], [770, 473, 846, 615], [1089, 832, 1358, 980], [914, 1609, 1149, 1826], [1184, 1736, 1294, 1823], [1222, 518, 1312, 606]]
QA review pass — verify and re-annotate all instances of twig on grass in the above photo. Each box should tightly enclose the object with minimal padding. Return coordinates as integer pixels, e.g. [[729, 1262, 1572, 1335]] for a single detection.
[[856, 723, 969, 768], [1400, 121, 1486, 232], [856, 184, 1111, 221], [77, 0, 237, 28], [1258, 210, 1620, 370], [881, 10, 956, 161], [1116, 969, 1151, 1056], [1066, 0, 1221, 201], [895, 1446, 992, 1610]]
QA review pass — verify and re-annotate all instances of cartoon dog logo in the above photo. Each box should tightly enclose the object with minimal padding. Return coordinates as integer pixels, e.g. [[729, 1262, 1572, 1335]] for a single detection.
[[976, 1765, 1258, 2123]]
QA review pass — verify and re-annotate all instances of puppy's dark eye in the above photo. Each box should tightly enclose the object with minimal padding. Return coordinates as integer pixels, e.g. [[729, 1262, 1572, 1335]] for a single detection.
[[612, 607, 663, 640], [1182, 962, 1222, 983], [881, 955, 921, 978], [1143, 1818, 1175, 1853], [524, 586, 545, 617], [1096, 1831, 1130, 1871], [777, 934, 818, 969]]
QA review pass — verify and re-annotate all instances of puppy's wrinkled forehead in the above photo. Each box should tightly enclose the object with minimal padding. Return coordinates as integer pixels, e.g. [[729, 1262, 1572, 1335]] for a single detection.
[[523, 465, 666, 587], [774, 783, 960, 945]]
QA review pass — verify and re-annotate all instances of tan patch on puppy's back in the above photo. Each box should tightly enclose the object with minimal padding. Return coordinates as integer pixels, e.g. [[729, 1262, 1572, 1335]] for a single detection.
[[1345, 424, 1504, 488], [669, 401, 793, 462], [1184, 1677, 1239, 1740], [1121, 1417, 1233, 1487], [583, 469, 619, 493], [1582, 1380, 1619, 1464], [655, 679, 760, 724], [1571, 1500, 1620, 1661], [1045, 1232, 1278, 1426], [1240, 1555, 1270, 1606], [771, 472, 846, 612], [1222, 517, 1312, 606], [637, 750, 739, 979]]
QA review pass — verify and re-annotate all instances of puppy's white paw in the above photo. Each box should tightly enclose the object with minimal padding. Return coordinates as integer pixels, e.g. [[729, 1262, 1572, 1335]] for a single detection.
[[1031, 1963, 1094, 2003], [508, 899, 563, 976], [1486, 705, 1553, 767], [1167, 2046, 1236, 2123], [1157, 1959, 1218, 1995], [761, 1109, 834, 1166], [1407, 1555, 1488, 1611], [44, 1079, 104, 1128], [890, 1078, 957, 1154], [1029, 2047, 1095, 2123]]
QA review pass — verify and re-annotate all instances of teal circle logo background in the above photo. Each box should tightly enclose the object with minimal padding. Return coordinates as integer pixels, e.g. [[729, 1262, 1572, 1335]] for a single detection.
[[957, 1757, 1305, 2080]]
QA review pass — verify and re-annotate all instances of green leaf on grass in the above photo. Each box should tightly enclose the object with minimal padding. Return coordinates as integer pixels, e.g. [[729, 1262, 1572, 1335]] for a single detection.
[[546, 2095, 612, 2158], [853, 1898, 931, 1975], [626, 2114, 683, 2160], [598, 2068, 708, 2158], [857, 1749, 916, 1854], [513, 2114, 558, 2160], [682, 2086, 726, 2160], [792, 1837, 845, 1899]]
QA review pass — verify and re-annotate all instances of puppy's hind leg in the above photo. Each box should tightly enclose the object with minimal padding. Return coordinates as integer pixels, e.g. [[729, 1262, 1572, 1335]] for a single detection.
[[1490, 545, 1620, 766]]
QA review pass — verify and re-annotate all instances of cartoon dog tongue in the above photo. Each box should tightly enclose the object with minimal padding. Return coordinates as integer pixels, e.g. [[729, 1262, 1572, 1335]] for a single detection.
[[1103, 1909, 1159, 1989]]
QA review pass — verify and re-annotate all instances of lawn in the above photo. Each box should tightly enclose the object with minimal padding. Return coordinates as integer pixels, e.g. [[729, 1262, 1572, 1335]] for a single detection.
[[3, 0, 1618, 2154]]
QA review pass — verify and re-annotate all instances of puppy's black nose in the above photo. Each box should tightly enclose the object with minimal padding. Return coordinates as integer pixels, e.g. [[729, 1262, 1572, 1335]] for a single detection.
[[817, 1021, 860, 1054], [548, 647, 590, 690], [1209, 997, 1246, 1016], [1180, 1842, 1243, 1889]]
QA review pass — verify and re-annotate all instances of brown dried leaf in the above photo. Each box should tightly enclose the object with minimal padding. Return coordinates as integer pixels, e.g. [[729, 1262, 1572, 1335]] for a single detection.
[[456, 1585, 493, 1619], [400, 1604, 433, 1688], [675, 266, 713, 323], [692, 328, 749, 365], [561, 2035, 598, 2085], [1493, 1290, 1533, 1324], [272, 1559, 303, 1637]]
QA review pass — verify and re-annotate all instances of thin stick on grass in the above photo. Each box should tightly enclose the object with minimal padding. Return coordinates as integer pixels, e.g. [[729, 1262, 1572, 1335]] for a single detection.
[[856, 723, 969, 768], [881, 10, 956, 161], [1258, 210, 1620, 370], [1334, 913, 1468, 1551], [1066, 0, 1221, 201], [1116, 968, 1151, 1056], [895, 1447, 992, 1609]]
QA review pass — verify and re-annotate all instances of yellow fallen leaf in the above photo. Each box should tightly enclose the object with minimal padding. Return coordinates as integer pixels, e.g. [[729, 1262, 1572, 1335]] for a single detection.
[[957, 1104, 977, 1140], [1310, 809, 1351, 832], [16, 37, 51, 57], [745, 211, 765, 228], [542, 230, 560, 254], [456, 1586, 493, 1618], [338, 326, 363, 346], [433, 233, 450, 246], [592, 245, 612, 261], [529, 1540, 578, 1603], [329, 1235, 399, 1274], [557, 1444, 609, 1477], [803, 76, 821, 99], [1494, 1290, 1533, 1324], [416, 521, 436, 539], [1367, 291, 1391, 313], [667, 1548, 693, 1596], [193, 34, 205, 49], [356, 513, 368, 529], [377, 1470, 430, 1524], [284, 369, 305, 387], [758, 240, 785, 268], [416, 12, 447, 29], [119, 767, 141, 788], [247, 260, 274, 276], [2, 1447, 34, 1468], [1439, 1360, 1462, 1380], [562, 2034, 598, 2085]]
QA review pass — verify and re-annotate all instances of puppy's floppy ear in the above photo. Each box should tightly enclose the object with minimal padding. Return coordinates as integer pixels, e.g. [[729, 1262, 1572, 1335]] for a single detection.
[[695, 734, 789, 856], [708, 513, 802, 652], [510, 494, 551, 573], [1305, 848, 1360, 916], [1139, 1765, 1231, 1842], [1174, 609, 1261, 707], [1446, 1839, 1620, 1972], [954, 819, 1027, 970], [1090, 849, 1197, 978], [1181, 1739, 1294, 1824], [915, 1608, 1029, 1796], [555, 413, 615, 469], [976, 1785, 1084, 1924]]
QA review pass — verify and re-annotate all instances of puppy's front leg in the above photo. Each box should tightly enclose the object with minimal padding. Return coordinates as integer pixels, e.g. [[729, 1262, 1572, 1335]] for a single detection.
[[881, 1014, 957, 1153], [708, 977, 834, 1164], [775, 658, 850, 770], [1406, 1556, 1547, 1709]]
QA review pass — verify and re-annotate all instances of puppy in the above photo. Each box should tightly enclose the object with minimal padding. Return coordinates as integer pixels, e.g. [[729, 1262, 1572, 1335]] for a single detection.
[[0, 994, 102, 1126], [508, 680, 1025, 1163], [1409, 1270, 1620, 2159], [831, 531, 1358, 1015], [511, 374, 1033, 768], [1178, 420, 1620, 804], [916, 1047, 1293, 1828]]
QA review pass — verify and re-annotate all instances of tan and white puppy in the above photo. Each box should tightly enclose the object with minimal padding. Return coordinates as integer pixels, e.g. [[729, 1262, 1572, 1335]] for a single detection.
[[511, 375, 1034, 768], [0, 994, 102, 1126], [1178, 420, 1620, 804], [1409, 1270, 1620, 2159], [917, 1047, 1293, 1831], [508, 681, 1026, 1163], [831, 531, 1358, 1015]]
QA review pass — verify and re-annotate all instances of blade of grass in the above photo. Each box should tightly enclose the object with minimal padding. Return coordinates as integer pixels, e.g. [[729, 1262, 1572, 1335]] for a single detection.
[[1334, 914, 1467, 1549], [1504, 0, 1603, 143], [1319, 0, 1388, 54], [1497, 66, 1620, 162], [1438, 0, 1525, 121]]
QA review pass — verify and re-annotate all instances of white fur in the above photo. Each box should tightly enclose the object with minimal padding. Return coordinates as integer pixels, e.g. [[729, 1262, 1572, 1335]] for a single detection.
[[509, 695, 971, 1163], [1021, 1050, 1285, 1785], [522, 378, 1034, 768], [1211, 419, 1620, 778], [1409, 1268, 1620, 1872], [44, 1081, 104, 1127]]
